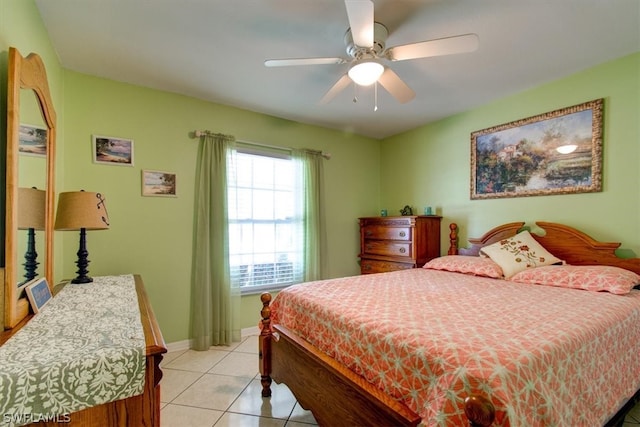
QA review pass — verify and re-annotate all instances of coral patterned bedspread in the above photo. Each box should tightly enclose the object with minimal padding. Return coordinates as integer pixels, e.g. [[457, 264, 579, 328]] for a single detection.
[[270, 268, 640, 426]]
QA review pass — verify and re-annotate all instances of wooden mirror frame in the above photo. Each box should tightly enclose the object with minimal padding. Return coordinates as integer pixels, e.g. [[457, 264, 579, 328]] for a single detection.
[[5, 47, 56, 329]]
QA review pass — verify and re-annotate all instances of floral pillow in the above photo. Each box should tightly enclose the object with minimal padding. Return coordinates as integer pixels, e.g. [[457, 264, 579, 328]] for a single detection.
[[510, 265, 640, 295], [423, 255, 504, 279], [479, 230, 563, 278]]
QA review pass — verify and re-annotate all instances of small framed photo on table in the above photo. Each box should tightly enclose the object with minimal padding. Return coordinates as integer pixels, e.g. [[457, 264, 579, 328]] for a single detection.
[[25, 277, 52, 314]]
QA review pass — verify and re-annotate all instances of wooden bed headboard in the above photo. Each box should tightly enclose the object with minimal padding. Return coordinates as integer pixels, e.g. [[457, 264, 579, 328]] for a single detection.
[[450, 221, 640, 275]]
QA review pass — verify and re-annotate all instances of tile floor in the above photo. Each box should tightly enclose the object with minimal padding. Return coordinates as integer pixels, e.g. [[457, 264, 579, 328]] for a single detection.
[[160, 334, 640, 427], [160, 334, 317, 426]]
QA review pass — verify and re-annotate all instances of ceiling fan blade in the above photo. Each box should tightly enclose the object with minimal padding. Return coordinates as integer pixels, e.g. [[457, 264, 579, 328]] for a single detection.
[[345, 0, 374, 48], [377, 68, 415, 104], [387, 33, 479, 61], [320, 74, 352, 104], [265, 57, 346, 67]]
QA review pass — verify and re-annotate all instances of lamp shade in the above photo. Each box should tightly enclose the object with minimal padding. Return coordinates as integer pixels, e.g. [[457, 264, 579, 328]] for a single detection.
[[55, 191, 110, 231], [18, 187, 46, 230], [348, 60, 384, 86]]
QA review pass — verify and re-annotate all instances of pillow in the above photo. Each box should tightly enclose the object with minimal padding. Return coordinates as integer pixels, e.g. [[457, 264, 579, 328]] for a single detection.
[[423, 255, 504, 279], [510, 265, 640, 295], [479, 230, 563, 278]]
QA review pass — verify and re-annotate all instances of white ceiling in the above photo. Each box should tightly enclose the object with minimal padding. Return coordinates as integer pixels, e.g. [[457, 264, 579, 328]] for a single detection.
[[35, 0, 640, 140]]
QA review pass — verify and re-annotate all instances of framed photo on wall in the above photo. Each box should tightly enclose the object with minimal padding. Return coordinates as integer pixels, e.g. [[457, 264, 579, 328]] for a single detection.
[[19, 124, 47, 157], [470, 98, 603, 200], [92, 135, 134, 166], [142, 170, 177, 197]]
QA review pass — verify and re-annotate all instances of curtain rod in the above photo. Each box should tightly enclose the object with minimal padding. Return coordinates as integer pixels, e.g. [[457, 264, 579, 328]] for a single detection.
[[191, 130, 331, 160]]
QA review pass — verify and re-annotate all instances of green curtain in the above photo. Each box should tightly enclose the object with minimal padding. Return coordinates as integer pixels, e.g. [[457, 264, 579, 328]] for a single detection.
[[190, 132, 241, 350], [293, 149, 328, 281]]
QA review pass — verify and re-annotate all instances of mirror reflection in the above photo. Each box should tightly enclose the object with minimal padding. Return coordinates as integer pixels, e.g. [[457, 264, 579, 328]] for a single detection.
[[17, 187, 45, 285], [17, 89, 48, 286]]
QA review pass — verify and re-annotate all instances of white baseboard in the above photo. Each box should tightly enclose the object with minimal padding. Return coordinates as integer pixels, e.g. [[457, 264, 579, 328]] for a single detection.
[[166, 340, 191, 353], [242, 325, 260, 337], [165, 326, 260, 353]]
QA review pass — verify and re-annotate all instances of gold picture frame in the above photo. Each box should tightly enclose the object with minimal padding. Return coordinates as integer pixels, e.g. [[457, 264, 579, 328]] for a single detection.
[[470, 98, 603, 200]]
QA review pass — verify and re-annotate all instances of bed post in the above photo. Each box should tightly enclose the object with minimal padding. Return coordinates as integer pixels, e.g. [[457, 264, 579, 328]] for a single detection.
[[259, 292, 273, 397], [464, 395, 495, 427], [448, 222, 458, 255]]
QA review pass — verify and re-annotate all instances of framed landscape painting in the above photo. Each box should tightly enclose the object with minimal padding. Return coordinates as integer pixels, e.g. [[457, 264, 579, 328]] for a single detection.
[[19, 124, 47, 157], [92, 135, 134, 166], [470, 98, 603, 200], [142, 170, 177, 197]]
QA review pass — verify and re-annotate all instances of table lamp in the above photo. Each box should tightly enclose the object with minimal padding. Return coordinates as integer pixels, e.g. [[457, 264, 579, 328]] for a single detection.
[[17, 187, 46, 284], [54, 190, 109, 284]]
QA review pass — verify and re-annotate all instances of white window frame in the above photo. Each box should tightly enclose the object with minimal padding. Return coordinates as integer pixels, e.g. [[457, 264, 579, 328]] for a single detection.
[[228, 147, 304, 295]]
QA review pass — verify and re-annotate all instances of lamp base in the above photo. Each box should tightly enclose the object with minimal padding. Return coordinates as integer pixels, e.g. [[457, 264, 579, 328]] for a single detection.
[[72, 228, 93, 284], [23, 228, 39, 283]]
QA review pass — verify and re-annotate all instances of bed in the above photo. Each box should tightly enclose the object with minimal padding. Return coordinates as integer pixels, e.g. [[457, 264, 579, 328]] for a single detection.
[[258, 221, 640, 426]]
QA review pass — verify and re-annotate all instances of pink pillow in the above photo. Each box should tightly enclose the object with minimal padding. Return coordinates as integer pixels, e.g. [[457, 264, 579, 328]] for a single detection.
[[423, 255, 504, 279], [510, 265, 640, 295]]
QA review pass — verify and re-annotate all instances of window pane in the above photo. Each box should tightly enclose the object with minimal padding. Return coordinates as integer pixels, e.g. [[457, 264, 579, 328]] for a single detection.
[[228, 151, 303, 292], [252, 190, 274, 220]]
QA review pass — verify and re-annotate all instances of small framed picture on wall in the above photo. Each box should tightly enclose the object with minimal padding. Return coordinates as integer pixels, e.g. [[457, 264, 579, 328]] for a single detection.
[[142, 170, 177, 197], [92, 135, 134, 166], [19, 124, 47, 157]]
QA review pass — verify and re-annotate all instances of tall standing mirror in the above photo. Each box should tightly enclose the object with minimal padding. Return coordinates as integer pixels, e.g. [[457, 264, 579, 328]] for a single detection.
[[5, 47, 56, 329]]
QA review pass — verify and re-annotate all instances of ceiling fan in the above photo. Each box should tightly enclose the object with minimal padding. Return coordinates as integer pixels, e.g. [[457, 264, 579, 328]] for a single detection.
[[265, 0, 479, 106]]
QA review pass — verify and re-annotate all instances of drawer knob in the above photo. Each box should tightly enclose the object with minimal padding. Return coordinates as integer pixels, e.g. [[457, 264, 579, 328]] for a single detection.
[[399, 231, 406, 237], [365, 244, 372, 251], [399, 248, 406, 254], [365, 231, 373, 237]]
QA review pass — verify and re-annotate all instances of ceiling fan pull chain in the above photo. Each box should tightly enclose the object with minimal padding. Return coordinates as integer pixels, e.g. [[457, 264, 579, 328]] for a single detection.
[[374, 81, 378, 112], [352, 81, 358, 103]]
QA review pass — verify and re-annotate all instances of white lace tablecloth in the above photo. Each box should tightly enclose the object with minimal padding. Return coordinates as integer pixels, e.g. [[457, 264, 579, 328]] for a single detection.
[[0, 275, 146, 426]]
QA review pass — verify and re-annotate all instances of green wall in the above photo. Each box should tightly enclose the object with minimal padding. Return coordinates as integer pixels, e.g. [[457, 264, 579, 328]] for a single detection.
[[61, 72, 379, 343], [381, 52, 640, 257]]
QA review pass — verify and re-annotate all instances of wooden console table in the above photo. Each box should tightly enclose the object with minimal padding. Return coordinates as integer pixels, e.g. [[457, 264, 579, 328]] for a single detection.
[[0, 274, 166, 426]]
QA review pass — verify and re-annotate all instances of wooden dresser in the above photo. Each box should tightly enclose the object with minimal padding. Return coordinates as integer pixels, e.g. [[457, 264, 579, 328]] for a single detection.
[[359, 215, 442, 274], [0, 275, 166, 427]]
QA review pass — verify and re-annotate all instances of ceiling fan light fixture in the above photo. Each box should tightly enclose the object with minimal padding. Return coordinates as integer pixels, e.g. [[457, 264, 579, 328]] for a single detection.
[[348, 60, 384, 86]]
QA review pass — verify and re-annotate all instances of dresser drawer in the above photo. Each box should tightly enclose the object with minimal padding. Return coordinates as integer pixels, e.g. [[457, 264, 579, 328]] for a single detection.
[[362, 225, 411, 241], [362, 240, 412, 258], [360, 259, 414, 274], [358, 215, 442, 275]]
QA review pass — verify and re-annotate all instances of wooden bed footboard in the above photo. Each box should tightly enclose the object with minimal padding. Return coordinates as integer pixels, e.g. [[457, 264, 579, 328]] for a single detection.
[[259, 293, 495, 427]]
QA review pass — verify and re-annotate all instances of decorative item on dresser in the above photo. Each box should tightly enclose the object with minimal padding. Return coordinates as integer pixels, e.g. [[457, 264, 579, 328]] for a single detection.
[[54, 191, 110, 284], [358, 215, 442, 274]]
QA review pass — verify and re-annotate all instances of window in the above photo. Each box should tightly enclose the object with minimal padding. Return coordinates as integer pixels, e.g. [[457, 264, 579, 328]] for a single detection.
[[227, 149, 303, 294]]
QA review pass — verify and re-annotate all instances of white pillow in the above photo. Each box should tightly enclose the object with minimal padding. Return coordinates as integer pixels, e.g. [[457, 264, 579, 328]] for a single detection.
[[479, 230, 563, 278]]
